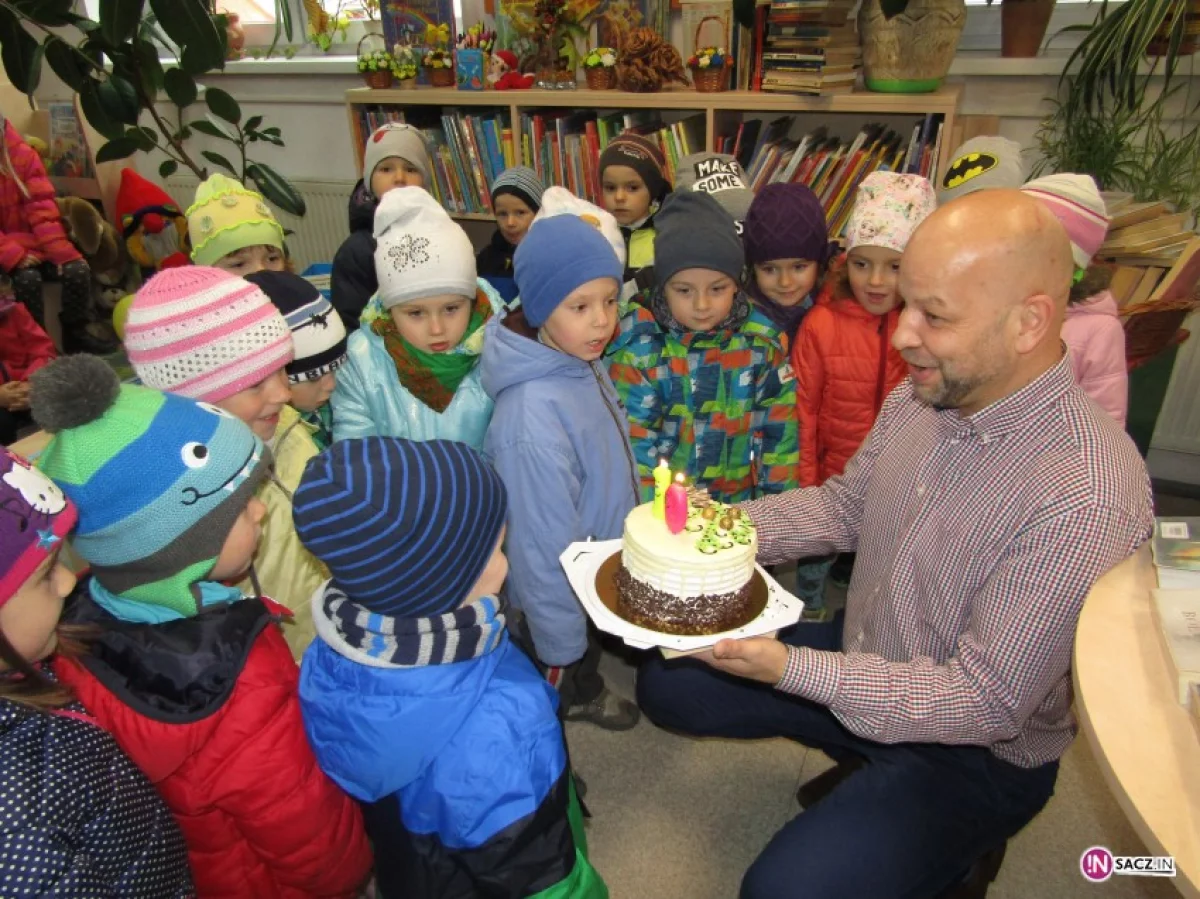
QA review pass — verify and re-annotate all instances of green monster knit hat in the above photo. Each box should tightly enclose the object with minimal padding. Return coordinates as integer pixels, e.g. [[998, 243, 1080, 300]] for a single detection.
[[30, 355, 270, 617], [186, 173, 286, 266]]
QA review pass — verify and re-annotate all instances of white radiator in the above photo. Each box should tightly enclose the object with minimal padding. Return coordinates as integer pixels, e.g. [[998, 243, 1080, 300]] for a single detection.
[[1153, 310, 1200, 455], [165, 176, 357, 273]]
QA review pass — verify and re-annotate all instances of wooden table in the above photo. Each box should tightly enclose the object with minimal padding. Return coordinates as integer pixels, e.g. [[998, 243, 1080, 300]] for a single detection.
[[1073, 544, 1200, 898], [10, 429, 50, 460]]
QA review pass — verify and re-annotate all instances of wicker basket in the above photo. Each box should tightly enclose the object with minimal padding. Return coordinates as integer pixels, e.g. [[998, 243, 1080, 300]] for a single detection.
[[396, 77, 417, 89], [585, 66, 617, 90], [691, 64, 728, 92], [426, 65, 455, 87], [1123, 292, 1200, 370], [362, 69, 393, 89]]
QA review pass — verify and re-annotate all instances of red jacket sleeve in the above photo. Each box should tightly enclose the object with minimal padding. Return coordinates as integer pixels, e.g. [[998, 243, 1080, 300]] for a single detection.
[[0, 231, 26, 271], [10, 304, 56, 379], [8, 126, 82, 267], [794, 310, 827, 489]]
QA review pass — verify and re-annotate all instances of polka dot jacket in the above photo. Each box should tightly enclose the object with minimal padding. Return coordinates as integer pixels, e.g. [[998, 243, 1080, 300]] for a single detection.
[[0, 674, 194, 898]]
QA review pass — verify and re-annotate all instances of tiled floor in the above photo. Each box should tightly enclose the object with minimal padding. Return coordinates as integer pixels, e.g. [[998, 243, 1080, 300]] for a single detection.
[[566, 488, 1196, 899]]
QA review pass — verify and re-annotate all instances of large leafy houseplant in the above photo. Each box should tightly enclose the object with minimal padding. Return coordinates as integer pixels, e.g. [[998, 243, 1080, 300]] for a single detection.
[[0, 0, 306, 216], [1036, 0, 1200, 216]]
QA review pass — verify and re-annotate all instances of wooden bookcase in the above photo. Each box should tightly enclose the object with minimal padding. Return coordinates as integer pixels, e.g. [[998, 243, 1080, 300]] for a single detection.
[[345, 83, 962, 221]]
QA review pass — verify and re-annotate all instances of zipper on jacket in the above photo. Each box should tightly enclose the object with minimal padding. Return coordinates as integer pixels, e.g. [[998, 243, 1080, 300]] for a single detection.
[[873, 316, 887, 415], [591, 361, 641, 501]]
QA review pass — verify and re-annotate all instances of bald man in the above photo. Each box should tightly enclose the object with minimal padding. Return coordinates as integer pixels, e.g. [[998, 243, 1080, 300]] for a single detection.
[[637, 192, 1153, 899]]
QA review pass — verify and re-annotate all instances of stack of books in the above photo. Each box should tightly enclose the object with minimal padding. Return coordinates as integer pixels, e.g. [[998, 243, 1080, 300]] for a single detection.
[[1151, 518, 1200, 709], [724, 116, 943, 236], [760, 0, 860, 96], [1099, 197, 1196, 267]]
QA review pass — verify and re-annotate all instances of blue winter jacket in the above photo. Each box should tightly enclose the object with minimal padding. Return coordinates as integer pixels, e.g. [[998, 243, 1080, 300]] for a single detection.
[[330, 279, 505, 450], [299, 592, 604, 898], [481, 315, 640, 666]]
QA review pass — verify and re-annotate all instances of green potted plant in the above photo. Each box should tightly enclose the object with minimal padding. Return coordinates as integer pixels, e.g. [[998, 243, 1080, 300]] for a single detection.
[[860, 0, 967, 93]]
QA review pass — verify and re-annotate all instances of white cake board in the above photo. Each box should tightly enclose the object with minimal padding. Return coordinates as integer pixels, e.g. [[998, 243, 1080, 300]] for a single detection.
[[559, 540, 805, 657]]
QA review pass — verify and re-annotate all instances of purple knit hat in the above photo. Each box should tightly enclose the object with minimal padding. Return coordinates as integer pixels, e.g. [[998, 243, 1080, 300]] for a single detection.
[[0, 450, 77, 605], [744, 183, 833, 266]]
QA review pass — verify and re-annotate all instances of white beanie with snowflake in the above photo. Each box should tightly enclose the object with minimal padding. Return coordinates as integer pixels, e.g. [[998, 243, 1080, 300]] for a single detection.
[[373, 186, 476, 309]]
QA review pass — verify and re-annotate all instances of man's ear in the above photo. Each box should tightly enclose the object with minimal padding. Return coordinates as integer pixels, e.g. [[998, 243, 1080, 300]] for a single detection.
[[1014, 292, 1056, 355]]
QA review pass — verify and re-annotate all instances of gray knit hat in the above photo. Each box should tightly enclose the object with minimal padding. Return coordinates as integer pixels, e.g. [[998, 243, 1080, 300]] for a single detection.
[[654, 189, 744, 283], [675, 153, 755, 230], [937, 136, 1026, 205], [363, 123, 432, 195], [491, 166, 544, 212]]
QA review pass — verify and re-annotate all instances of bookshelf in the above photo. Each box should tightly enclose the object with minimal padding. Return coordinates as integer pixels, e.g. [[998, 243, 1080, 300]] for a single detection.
[[345, 84, 961, 224]]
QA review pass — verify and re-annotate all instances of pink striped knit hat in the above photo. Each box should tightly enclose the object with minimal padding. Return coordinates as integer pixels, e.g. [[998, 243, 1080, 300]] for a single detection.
[[124, 266, 294, 402], [1020, 174, 1110, 270]]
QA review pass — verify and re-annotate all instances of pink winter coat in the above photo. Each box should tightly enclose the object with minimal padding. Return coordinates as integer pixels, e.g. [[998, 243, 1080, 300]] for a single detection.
[[0, 120, 82, 273], [1062, 290, 1128, 426]]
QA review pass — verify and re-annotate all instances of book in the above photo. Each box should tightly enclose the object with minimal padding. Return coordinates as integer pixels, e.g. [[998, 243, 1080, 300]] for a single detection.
[[1190, 682, 1200, 743], [381, 0, 454, 84], [46, 101, 95, 180], [1108, 200, 1172, 231], [1150, 588, 1200, 704], [1108, 265, 1146, 307], [1153, 517, 1200, 590], [1148, 236, 1200, 304]]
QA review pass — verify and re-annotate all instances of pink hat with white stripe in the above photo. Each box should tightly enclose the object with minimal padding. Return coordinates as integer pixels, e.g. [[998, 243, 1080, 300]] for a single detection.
[[124, 266, 294, 403], [1020, 173, 1110, 270]]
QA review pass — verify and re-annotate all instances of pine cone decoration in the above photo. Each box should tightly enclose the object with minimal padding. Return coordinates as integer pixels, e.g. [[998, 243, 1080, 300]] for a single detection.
[[617, 27, 687, 93]]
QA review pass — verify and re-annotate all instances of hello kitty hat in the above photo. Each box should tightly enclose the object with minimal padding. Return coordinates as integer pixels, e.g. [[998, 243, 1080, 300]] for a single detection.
[[0, 450, 77, 603]]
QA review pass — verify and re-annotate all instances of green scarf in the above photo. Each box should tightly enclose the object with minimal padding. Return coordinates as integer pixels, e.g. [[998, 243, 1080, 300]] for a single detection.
[[372, 290, 492, 413]]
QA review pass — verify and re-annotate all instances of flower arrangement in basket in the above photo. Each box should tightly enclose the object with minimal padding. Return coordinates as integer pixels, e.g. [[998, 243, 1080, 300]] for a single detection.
[[357, 35, 395, 89], [688, 45, 732, 93], [583, 47, 618, 90], [393, 44, 419, 87], [423, 23, 455, 87]]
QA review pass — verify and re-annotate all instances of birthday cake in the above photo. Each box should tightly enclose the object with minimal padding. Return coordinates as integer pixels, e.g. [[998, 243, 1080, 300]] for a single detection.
[[615, 500, 760, 636]]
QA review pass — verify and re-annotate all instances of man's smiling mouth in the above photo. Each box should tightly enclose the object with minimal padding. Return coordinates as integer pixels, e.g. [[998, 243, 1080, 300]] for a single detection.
[[180, 446, 260, 506]]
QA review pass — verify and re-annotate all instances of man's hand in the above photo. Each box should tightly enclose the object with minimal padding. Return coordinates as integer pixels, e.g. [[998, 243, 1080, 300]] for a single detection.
[[0, 381, 30, 411], [695, 636, 789, 685]]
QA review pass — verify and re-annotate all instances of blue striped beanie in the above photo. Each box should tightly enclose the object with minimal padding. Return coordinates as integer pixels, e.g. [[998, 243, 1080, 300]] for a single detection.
[[491, 166, 544, 212], [293, 438, 507, 617]]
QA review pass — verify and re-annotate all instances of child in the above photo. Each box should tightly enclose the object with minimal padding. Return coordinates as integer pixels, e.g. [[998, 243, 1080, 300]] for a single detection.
[[29, 355, 371, 897], [186, 173, 287, 274], [1, 115, 115, 354], [332, 122, 433, 331], [599, 132, 671, 294], [743, 182, 832, 350], [295, 437, 606, 899], [675, 151, 755, 234], [475, 165, 544, 307], [482, 214, 640, 730], [248, 270, 348, 450], [332, 187, 503, 450], [0, 449, 194, 896], [123, 265, 330, 659], [1021, 173, 1127, 425], [608, 189, 800, 505], [792, 171, 935, 615], [0, 281, 55, 445], [936, 135, 1026, 206]]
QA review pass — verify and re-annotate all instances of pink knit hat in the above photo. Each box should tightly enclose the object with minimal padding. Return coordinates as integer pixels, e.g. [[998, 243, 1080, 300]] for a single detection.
[[124, 266, 294, 403], [1020, 173, 1110, 270]]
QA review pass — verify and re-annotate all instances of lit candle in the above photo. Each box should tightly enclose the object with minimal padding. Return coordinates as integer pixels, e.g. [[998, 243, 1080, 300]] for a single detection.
[[666, 473, 688, 534], [652, 458, 671, 520]]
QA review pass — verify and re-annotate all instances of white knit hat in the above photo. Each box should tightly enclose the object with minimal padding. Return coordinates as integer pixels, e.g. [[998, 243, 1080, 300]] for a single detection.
[[363, 123, 432, 194], [1020, 173, 1110, 270], [124, 266, 293, 402], [373, 187, 476, 309], [532, 186, 626, 267]]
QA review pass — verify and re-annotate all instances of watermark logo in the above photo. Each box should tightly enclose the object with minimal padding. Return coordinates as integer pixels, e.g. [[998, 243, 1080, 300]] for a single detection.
[[1080, 846, 1176, 883]]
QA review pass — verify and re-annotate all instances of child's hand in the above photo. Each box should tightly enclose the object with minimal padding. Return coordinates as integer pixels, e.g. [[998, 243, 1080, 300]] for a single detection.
[[695, 636, 789, 685], [0, 380, 30, 411], [17, 254, 40, 270]]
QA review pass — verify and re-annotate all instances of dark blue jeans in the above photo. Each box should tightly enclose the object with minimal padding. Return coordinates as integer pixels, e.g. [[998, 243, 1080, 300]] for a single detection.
[[637, 614, 1059, 899]]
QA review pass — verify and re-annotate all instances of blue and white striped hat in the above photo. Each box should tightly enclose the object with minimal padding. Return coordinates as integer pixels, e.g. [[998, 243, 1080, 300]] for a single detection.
[[491, 166, 545, 212], [246, 271, 348, 383], [293, 438, 508, 617]]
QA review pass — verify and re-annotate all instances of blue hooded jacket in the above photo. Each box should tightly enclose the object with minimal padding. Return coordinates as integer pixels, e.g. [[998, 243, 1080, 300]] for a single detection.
[[481, 316, 640, 666]]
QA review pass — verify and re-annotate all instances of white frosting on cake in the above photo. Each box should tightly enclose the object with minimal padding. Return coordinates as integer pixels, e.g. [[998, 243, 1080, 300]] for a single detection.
[[622, 502, 757, 599]]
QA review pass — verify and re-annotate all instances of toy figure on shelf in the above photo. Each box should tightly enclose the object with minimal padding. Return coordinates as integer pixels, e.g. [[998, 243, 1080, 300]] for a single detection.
[[0, 114, 117, 355], [114, 169, 190, 278], [56, 196, 133, 318], [490, 50, 535, 89]]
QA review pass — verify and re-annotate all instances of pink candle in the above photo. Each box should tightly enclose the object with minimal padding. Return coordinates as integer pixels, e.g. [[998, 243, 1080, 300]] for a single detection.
[[665, 473, 688, 534]]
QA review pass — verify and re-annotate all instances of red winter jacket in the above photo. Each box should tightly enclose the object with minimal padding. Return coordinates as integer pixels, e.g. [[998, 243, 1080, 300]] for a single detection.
[[0, 120, 82, 272], [0, 302, 56, 383], [793, 277, 908, 487], [53, 588, 372, 899]]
